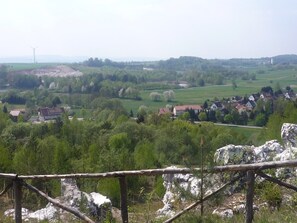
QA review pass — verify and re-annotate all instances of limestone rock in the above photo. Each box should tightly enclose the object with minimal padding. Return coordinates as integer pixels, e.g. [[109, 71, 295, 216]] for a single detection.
[[254, 140, 284, 162], [156, 203, 175, 218], [214, 145, 254, 165], [274, 147, 297, 161], [212, 208, 233, 218], [26, 203, 58, 221], [5, 178, 112, 222], [4, 208, 31, 219], [157, 166, 223, 218], [281, 123, 297, 147], [233, 204, 245, 214]]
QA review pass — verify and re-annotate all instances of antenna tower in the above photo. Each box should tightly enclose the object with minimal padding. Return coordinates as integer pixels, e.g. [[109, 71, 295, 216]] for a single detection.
[[31, 47, 37, 63]]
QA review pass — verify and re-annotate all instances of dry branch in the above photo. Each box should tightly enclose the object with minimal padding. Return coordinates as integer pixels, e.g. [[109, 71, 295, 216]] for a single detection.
[[163, 174, 242, 223], [0, 182, 12, 197], [257, 171, 297, 191], [22, 181, 95, 223]]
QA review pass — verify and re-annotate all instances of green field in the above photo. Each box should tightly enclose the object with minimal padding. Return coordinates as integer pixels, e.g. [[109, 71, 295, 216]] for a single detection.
[[6, 63, 60, 71], [121, 67, 297, 113]]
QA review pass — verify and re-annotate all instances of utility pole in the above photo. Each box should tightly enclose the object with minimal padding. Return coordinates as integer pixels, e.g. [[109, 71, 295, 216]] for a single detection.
[[31, 47, 37, 63]]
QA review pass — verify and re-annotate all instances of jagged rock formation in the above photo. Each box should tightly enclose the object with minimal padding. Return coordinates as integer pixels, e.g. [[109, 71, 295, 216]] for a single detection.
[[214, 140, 285, 165], [281, 123, 297, 147], [157, 123, 297, 218], [5, 178, 111, 222]]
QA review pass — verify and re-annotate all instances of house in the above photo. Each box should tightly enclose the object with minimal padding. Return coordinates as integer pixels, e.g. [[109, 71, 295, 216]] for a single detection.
[[173, 105, 202, 116], [248, 93, 260, 102], [260, 92, 274, 101], [246, 101, 256, 110], [177, 81, 189, 88], [210, 102, 224, 111], [284, 91, 296, 100], [231, 96, 242, 103], [158, 108, 172, 116], [236, 104, 247, 114], [38, 107, 65, 121], [9, 109, 26, 122]]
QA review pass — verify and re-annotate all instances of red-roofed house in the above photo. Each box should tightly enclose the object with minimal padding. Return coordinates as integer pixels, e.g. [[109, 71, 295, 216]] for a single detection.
[[173, 105, 202, 116], [38, 107, 65, 121], [158, 108, 172, 116]]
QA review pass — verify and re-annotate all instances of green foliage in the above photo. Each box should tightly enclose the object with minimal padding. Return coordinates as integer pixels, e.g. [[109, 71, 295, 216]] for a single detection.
[[98, 178, 121, 207], [223, 114, 233, 123], [255, 113, 266, 127], [134, 141, 157, 169], [0, 146, 12, 172], [174, 213, 221, 223], [198, 112, 207, 121], [259, 181, 282, 209], [179, 111, 190, 121], [154, 176, 166, 198]]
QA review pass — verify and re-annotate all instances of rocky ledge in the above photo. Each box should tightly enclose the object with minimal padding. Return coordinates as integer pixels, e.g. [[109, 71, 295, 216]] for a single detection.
[[157, 123, 297, 218]]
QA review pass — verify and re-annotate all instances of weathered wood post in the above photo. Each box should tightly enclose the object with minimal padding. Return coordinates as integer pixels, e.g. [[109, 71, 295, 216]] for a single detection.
[[245, 170, 255, 223], [119, 176, 128, 223], [13, 178, 22, 223]]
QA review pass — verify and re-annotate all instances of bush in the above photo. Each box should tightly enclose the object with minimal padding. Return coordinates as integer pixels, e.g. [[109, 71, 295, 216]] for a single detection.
[[260, 181, 282, 209]]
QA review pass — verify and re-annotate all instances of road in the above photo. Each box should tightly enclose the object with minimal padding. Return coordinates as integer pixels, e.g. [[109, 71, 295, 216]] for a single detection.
[[194, 121, 264, 129]]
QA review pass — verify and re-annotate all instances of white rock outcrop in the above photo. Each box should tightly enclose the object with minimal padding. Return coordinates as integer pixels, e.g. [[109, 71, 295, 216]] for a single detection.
[[214, 145, 254, 165], [157, 123, 297, 218], [281, 123, 297, 148], [212, 208, 234, 218], [5, 178, 112, 222], [254, 140, 284, 162], [157, 167, 222, 218]]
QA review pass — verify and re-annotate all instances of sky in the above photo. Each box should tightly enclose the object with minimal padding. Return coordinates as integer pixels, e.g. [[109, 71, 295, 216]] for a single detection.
[[0, 0, 297, 61]]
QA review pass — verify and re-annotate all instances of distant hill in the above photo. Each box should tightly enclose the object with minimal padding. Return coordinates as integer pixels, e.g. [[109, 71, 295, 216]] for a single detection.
[[272, 54, 297, 64], [0, 55, 88, 63]]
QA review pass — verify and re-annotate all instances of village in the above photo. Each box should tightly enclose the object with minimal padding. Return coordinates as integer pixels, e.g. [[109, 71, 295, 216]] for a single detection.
[[158, 86, 296, 126]]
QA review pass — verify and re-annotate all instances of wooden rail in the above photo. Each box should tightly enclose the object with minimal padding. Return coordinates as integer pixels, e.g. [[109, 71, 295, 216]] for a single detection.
[[1, 159, 297, 223]]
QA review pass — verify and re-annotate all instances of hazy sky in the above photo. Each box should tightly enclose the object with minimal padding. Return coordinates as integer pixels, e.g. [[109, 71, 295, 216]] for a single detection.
[[1, 0, 297, 60]]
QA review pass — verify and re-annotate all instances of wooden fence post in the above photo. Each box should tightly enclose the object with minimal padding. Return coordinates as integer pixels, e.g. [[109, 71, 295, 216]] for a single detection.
[[245, 170, 255, 223], [13, 178, 22, 223], [119, 176, 128, 223]]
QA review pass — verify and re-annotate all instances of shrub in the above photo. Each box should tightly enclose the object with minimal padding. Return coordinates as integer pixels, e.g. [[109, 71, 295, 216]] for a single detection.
[[260, 181, 282, 209]]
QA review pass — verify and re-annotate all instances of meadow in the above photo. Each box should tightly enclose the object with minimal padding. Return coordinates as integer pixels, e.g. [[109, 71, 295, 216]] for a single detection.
[[121, 66, 297, 113], [6, 63, 59, 71]]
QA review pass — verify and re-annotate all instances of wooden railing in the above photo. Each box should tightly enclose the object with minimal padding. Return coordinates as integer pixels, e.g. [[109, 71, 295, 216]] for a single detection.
[[1, 160, 297, 223]]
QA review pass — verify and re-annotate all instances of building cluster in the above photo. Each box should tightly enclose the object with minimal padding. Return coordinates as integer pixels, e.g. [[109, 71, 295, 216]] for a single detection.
[[9, 107, 65, 123], [159, 89, 297, 122]]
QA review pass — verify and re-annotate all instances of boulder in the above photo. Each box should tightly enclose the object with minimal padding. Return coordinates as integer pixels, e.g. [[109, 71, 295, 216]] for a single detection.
[[232, 204, 258, 214], [26, 203, 58, 221], [157, 166, 223, 218], [4, 208, 31, 219], [212, 208, 233, 218], [5, 178, 112, 222], [214, 145, 254, 165], [156, 203, 175, 218], [281, 123, 297, 147], [273, 147, 297, 161], [254, 140, 284, 162]]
